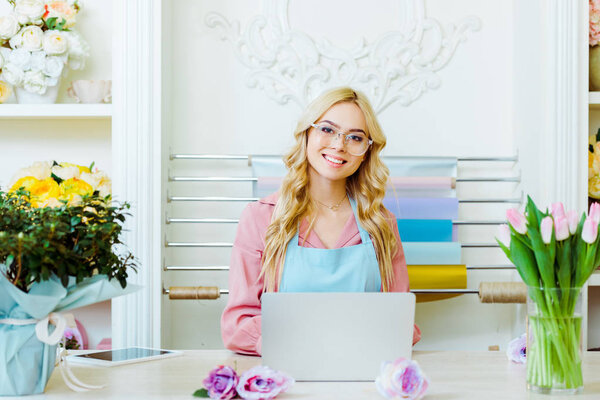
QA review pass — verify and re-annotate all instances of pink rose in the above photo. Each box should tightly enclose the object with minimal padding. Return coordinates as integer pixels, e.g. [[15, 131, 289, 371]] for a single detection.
[[203, 365, 239, 400], [375, 358, 428, 400], [236, 366, 294, 400]]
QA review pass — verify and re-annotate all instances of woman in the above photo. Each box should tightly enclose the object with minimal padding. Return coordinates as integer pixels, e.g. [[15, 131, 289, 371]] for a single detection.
[[221, 87, 421, 355]]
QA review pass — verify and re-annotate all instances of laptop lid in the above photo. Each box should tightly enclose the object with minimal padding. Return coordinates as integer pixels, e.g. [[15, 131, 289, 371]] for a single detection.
[[261, 292, 415, 381]]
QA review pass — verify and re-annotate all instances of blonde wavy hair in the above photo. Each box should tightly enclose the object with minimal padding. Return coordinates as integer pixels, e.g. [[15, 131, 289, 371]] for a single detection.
[[259, 87, 397, 292]]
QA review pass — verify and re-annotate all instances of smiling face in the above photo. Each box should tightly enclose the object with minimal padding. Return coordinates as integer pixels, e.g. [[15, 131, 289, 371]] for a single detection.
[[306, 101, 368, 184]]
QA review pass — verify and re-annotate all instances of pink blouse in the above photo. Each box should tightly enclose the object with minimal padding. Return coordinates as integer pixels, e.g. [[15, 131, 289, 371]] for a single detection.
[[221, 192, 422, 355]]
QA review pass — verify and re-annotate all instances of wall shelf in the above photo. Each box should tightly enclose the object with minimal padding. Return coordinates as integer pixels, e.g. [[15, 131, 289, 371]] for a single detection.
[[0, 104, 112, 119], [590, 92, 600, 110]]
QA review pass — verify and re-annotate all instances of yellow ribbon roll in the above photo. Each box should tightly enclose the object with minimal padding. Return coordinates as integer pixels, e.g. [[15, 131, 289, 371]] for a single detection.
[[407, 265, 467, 303]]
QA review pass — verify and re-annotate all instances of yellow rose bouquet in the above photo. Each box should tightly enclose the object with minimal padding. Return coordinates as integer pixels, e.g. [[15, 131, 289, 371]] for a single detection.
[[0, 161, 137, 396], [8, 161, 111, 208]]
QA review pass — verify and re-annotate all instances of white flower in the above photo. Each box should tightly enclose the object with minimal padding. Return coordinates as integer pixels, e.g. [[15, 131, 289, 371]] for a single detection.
[[8, 161, 53, 188], [97, 182, 111, 198], [8, 32, 22, 49], [43, 30, 68, 55], [0, 47, 11, 62], [13, 26, 44, 52], [22, 70, 46, 94], [29, 50, 46, 71], [0, 15, 20, 40], [64, 30, 89, 69], [51, 165, 80, 181], [46, 76, 58, 86], [80, 170, 111, 192], [14, 0, 45, 25], [2, 63, 24, 86], [43, 55, 64, 78], [8, 48, 31, 70]]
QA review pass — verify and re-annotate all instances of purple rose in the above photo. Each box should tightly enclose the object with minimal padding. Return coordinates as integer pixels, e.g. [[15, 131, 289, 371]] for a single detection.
[[375, 357, 428, 400], [506, 333, 527, 364], [236, 365, 294, 400], [203, 365, 239, 400]]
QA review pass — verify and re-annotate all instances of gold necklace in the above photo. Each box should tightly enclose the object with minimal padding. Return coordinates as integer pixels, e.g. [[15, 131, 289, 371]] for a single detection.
[[314, 196, 346, 211]]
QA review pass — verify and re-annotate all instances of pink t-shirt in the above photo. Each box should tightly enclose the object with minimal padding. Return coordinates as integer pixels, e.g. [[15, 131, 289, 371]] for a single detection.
[[221, 192, 422, 355]]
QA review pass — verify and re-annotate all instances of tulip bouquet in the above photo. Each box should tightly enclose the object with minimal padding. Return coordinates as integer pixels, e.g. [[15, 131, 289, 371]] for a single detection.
[[496, 196, 599, 393], [0, 0, 89, 97]]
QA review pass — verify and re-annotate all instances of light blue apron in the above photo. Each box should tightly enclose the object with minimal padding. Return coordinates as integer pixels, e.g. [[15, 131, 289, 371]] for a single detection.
[[279, 198, 382, 292]]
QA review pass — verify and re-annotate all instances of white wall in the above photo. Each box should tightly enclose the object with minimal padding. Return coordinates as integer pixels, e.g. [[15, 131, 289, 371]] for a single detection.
[[162, 0, 532, 351]]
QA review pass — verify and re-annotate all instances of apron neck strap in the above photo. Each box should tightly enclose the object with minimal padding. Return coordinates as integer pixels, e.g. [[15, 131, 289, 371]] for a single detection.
[[348, 197, 371, 244]]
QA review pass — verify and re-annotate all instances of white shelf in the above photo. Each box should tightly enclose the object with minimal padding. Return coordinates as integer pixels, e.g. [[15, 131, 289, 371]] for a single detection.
[[0, 104, 112, 119], [590, 272, 600, 286]]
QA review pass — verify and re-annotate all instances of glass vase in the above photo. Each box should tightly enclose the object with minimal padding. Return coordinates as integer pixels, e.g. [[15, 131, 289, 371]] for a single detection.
[[526, 287, 583, 394]]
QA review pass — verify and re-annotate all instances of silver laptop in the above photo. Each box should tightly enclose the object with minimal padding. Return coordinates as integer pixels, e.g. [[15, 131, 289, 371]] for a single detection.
[[261, 292, 415, 381]]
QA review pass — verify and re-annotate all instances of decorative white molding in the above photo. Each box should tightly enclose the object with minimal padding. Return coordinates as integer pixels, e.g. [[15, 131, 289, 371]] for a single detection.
[[205, 0, 480, 112], [111, 0, 163, 349]]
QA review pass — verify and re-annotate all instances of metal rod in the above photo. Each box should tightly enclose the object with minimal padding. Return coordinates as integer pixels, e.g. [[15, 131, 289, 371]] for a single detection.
[[167, 195, 521, 204], [166, 218, 239, 224], [165, 241, 500, 248], [161, 287, 480, 295], [169, 154, 518, 162], [163, 264, 515, 271], [169, 176, 521, 183]]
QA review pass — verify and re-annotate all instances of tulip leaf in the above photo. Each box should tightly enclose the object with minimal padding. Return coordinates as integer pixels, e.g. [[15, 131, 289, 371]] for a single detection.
[[528, 227, 556, 288], [509, 236, 540, 287], [525, 195, 543, 229]]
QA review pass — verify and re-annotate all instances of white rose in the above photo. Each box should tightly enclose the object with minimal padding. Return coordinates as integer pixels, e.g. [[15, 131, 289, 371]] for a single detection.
[[97, 182, 111, 198], [14, 0, 45, 25], [0, 15, 20, 40], [43, 30, 68, 55], [64, 31, 89, 69], [8, 32, 22, 49], [8, 161, 53, 187], [22, 70, 46, 94], [8, 48, 31, 70], [0, 47, 11, 61], [80, 171, 111, 191], [43, 55, 63, 77], [51, 165, 80, 181], [46, 76, 58, 86], [29, 50, 46, 71], [14, 26, 43, 52], [2, 63, 24, 86]]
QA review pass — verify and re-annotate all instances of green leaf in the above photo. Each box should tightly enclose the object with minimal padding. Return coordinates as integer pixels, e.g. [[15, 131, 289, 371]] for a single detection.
[[509, 236, 540, 287], [529, 227, 556, 288], [51, 173, 63, 184], [596, 127, 600, 143], [193, 389, 209, 398], [525, 195, 544, 229], [591, 144, 595, 153]]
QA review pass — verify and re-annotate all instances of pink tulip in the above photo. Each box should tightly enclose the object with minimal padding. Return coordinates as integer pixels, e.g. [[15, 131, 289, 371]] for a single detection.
[[590, 202, 600, 224], [566, 210, 579, 234], [540, 216, 553, 244], [554, 216, 569, 241], [551, 202, 566, 218], [506, 209, 528, 234], [496, 224, 511, 247], [582, 217, 599, 244]]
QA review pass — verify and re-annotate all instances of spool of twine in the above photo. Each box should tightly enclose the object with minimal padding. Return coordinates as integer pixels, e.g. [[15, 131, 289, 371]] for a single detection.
[[478, 282, 527, 304], [168, 286, 221, 300]]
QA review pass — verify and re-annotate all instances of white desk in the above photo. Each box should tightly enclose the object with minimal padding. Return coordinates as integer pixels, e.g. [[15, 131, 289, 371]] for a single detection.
[[30, 351, 600, 399]]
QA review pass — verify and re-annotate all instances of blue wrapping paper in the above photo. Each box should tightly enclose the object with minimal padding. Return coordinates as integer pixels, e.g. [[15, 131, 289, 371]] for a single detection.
[[402, 242, 462, 265], [0, 272, 139, 396], [397, 219, 454, 242]]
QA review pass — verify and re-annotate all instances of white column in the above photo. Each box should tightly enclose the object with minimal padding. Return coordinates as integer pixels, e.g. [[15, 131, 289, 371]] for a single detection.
[[111, 0, 164, 348], [541, 0, 587, 211]]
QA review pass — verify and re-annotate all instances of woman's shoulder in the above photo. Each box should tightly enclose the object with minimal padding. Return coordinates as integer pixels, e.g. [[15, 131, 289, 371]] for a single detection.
[[237, 192, 279, 237]]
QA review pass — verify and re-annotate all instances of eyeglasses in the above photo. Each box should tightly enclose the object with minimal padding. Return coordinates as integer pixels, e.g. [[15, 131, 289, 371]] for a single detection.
[[310, 123, 373, 156]]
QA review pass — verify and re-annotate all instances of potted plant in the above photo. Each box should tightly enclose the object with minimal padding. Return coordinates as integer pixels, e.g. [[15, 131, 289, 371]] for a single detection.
[[0, 0, 89, 103], [0, 161, 137, 395]]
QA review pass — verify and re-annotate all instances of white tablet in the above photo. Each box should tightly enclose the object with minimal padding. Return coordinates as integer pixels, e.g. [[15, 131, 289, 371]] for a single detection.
[[67, 347, 182, 367]]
